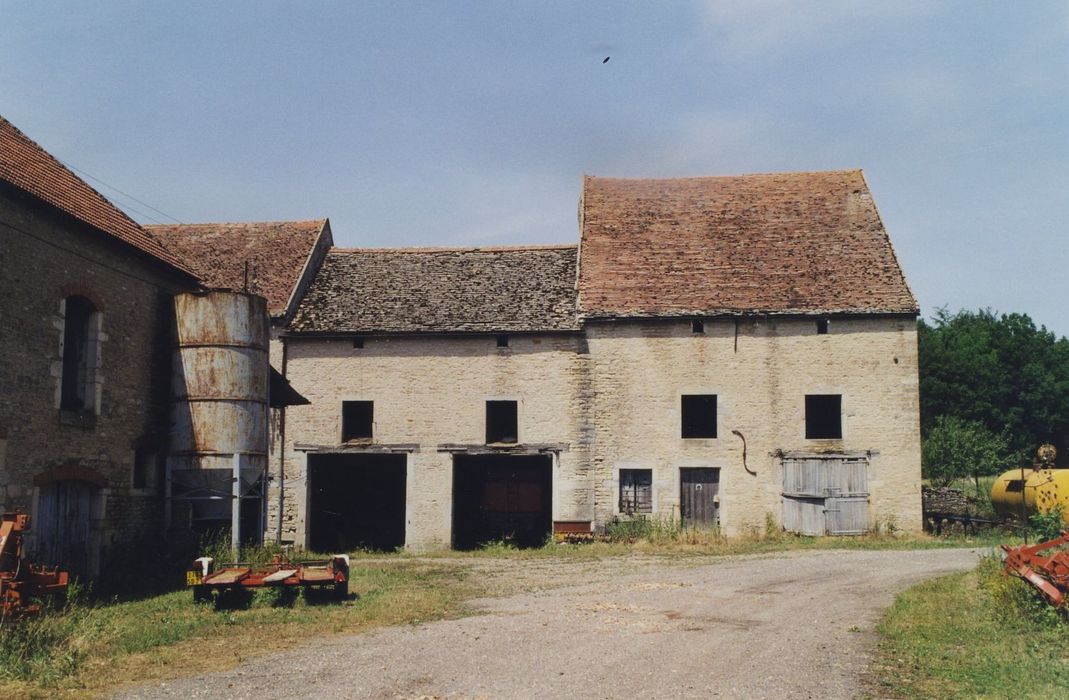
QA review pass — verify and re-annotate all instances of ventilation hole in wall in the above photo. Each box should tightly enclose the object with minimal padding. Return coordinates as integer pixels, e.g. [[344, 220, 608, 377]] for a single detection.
[[497, 334, 509, 348], [352, 337, 365, 349], [816, 319, 829, 335], [691, 319, 705, 334]]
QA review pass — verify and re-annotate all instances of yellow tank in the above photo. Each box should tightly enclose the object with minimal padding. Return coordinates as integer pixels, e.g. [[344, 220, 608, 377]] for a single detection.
[[990, 444, 1069, 525]]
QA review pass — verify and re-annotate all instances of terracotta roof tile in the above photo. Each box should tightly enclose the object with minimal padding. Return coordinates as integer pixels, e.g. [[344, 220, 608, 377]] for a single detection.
[[0, 115, 194, 276], [146, 220, 329, 317], [291, 245, 580, 333], [578, 170, 917, 317]]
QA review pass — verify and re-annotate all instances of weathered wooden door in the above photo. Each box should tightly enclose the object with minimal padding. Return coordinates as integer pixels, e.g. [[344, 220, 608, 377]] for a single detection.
[[680, 468, 719, 527], [782, 456, 869, 535], [35, 480, 94, 573]]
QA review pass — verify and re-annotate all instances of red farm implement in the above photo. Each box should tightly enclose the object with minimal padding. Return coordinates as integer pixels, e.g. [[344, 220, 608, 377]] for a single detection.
[[1002, 532, 1069, 607], [187, 553, 350, 602], [0, 510, 69, 619]]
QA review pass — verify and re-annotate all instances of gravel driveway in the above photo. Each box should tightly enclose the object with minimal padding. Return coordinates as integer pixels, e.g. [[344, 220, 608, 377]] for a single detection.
[[119, 548, 981, 700]]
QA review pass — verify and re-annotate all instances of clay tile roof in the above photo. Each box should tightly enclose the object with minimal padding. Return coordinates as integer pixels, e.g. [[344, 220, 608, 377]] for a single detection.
[[578, 170, 918, 317], [146, 220, 329, 318], [291, 245, 580, 334], [0, 115, 194, 276]]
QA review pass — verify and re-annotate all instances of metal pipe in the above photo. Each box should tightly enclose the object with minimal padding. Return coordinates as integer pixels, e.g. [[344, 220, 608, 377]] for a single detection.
[[277, 335, 289, 545], [731, 430, 756, 476]]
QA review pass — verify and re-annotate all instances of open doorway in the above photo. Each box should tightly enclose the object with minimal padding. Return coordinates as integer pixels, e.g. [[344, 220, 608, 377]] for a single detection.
[[452, 454, 552, 549], [307, 453, 406, 552]]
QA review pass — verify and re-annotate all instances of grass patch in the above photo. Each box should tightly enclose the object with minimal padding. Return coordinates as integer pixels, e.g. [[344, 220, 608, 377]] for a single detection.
[[872, 554, 1069, 698], [416, 516, 1014, 561], [0, 525, 1011, 699], [0, 560, 474, 699]]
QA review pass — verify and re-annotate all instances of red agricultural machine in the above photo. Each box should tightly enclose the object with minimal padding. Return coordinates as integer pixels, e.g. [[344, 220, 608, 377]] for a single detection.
[[186, 553, 350, 602], [0, 510, 69, 620], [1002, 533, 1069, 608]]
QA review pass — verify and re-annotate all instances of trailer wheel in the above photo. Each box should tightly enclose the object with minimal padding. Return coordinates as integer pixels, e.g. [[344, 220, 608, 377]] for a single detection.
[[193, 586, 211, 604], [333, 578, 348, 600]]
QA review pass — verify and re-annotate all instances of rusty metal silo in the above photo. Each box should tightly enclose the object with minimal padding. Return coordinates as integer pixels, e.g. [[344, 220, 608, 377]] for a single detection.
[[167, 290, 270, 549]]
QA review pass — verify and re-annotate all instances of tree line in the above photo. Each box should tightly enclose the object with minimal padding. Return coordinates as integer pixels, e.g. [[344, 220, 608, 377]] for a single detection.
[[919, 309, 1069, 487]]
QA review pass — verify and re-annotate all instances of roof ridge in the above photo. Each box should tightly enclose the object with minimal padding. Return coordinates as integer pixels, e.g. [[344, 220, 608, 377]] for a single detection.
[[584, 168, 863, 182], [331, 243, 578, 254], [146, 219, 327, 229], [0, 115, 195, 277]]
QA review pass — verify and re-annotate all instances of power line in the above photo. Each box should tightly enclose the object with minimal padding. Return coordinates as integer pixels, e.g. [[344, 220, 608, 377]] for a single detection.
[[57, 159, 184, 225]]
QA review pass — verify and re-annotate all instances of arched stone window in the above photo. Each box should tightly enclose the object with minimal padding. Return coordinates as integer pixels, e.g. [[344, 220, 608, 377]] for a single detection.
[[58, 295, 102, 420]]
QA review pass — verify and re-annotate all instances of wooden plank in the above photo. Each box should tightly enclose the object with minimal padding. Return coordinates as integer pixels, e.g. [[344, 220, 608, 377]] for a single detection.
[[826, 496, 870, 535], [783, 496, 825, 535], [204, 567, 251, 585], [262, 569, 299, 583], [680, 468, 719, 527]]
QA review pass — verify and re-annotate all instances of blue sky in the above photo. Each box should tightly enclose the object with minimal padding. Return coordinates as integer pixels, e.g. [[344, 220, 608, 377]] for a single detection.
[[2, 2, 1067, 334]]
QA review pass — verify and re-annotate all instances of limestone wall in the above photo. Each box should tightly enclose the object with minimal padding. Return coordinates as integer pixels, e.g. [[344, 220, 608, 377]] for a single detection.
[[276, 314, 921, 548]]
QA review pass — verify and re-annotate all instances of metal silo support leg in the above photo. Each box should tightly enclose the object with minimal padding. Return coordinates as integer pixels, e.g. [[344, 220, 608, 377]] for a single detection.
[[232, 453, 242, 554]]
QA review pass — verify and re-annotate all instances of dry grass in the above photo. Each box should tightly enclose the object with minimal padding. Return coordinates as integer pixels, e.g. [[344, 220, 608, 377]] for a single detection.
[[0, 526, 1014, 700], [0, 560, 475, 700]]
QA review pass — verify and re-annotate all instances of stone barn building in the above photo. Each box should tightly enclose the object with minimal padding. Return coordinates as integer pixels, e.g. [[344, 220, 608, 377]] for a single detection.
[[0, 116, 200, 573], [0, 116, 320, 572], [276, 170, 922, 550]]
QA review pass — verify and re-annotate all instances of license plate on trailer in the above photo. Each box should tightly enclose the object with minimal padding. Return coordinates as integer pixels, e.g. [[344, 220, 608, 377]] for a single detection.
[[186, 571, 203, 586]]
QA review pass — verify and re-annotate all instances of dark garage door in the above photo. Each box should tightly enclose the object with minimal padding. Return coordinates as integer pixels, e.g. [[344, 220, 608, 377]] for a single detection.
[[453, 454, 552, 549], [308, 453, 406, 552]]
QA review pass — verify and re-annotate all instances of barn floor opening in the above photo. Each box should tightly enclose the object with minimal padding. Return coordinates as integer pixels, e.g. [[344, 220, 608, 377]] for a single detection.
[[308, 453, 406, 552], [452, 454, 552, 550]]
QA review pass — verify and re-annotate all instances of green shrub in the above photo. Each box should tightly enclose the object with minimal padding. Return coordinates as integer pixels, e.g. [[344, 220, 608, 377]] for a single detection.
[[1028, 504, 1067, 542], [977, 552, 1065, 627]]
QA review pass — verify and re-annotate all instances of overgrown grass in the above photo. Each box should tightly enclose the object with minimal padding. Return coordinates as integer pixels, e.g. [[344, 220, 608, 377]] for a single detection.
[[423, 513, 1015, 561], [872, 553, 1069, 698], [0, 560, 474, 699], [0, 522, 1013, 699]]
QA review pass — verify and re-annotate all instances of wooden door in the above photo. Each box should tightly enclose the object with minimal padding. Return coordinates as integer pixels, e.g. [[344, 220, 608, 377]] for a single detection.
[[680, 468, 719, 527], [36, 480, 94, 573], [781, 456, 870, 535]]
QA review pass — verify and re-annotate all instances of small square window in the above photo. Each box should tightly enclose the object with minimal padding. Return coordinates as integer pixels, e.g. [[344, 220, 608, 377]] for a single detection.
[[133, 446, 159, 490], [816, 319, 829, 335], [805, 394, 842, 439], [352, 337, 365, 349], [681, 395, 717, 438], [691, 319, 705, 334], [342, 400, 373, 441], [486, 400, 518, 443], [496, 335, 509, 348], [619, 469, 653, 514]]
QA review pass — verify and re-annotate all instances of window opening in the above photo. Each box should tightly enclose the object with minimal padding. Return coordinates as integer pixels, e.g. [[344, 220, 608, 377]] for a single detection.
[[805, 394, 842, 439], [691, 319, 705, 334], [681, 395, 717, 438], [342, 400, 374, 441], [496, 335, 509, 348], [486, 400, 518, 444], [619, 469, 653, 514], [816, 319, 829, 335], [133, 445, 161, 490], [352, 337, 365, 349], [60, 296, 96, 412]]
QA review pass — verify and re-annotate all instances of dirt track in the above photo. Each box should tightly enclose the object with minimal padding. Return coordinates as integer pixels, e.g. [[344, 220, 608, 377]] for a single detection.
[[118, 548, 981, 700]]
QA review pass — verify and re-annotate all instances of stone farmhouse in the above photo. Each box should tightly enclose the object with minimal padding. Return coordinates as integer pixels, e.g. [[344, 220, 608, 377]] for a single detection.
[[2, 113, 922, 568], [278, 171, 922, 550], [0, 116, 319, 572], [0, 115, 201, 573]]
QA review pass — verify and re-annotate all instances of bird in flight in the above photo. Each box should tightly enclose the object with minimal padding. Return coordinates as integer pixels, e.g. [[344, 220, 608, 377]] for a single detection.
[[602, 56, 610, 63]]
